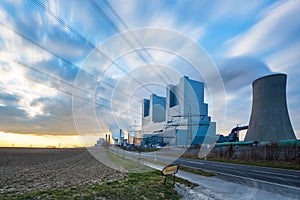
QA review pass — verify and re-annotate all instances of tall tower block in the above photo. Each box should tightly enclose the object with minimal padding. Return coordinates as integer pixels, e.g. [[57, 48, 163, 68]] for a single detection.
[[245, 74, 296, 142]]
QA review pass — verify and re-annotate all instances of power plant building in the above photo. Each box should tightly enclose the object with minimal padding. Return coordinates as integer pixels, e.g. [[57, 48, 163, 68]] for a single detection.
[[142, 94, 166, 126], [245, 73, 296, 142], [142, 76, 216, 147]]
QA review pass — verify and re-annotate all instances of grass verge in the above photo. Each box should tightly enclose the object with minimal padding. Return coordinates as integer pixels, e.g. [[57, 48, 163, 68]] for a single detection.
[[179, 165, 215, 177], [105, 148, 151, 173]]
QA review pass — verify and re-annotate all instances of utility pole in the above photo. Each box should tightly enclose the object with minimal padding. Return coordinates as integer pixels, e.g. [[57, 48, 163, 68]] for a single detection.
[[128, 130, 130, 144], [120, 129, 123, 146], [187, 104, 193, 146]]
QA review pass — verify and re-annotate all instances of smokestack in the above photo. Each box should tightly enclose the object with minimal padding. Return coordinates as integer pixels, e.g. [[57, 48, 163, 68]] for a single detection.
[[245, 74, 296, 142], [120, 129, 122, 145]]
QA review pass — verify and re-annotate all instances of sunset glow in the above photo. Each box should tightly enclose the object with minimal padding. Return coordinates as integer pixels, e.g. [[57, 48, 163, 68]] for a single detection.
[[0, 131, 100, 148]]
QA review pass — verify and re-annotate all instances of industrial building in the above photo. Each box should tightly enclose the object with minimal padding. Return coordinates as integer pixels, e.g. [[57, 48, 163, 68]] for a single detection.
[[113, 129, 128, 146], [141, 76, 216, 147], [101, 73, 297, 149], [94, 138, 105, 147], [207, 73, 299, 161], [245, 73, 296, 142], [217, 125, 248, 143]]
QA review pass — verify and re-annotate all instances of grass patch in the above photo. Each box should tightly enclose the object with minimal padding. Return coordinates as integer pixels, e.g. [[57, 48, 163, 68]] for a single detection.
[[179, 165, 215, 177], [105, 148, 151, 173], [106, 150, 201, 187], [1, 171, 183, 200], [142, 157, 168, 166]]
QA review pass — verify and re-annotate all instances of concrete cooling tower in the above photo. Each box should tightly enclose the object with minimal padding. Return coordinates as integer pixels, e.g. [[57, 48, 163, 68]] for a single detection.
[[245, 73, 296, 142]]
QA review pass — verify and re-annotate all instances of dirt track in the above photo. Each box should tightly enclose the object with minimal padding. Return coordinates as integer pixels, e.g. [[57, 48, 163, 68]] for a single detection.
[[0, 148, 125, 194]]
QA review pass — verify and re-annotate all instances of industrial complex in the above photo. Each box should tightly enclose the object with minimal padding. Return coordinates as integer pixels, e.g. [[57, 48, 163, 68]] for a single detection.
[[141, 76, 216, 147], [217, 73, 297, 146], [97, 73, 298, 149]]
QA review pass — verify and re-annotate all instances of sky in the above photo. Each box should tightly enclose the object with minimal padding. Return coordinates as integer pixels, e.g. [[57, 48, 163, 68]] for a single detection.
[[0, 0, 299, 147]]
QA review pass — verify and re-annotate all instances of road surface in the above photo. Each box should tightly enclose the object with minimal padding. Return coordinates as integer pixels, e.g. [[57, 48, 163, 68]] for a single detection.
[[174, 157, 300, 198], [116, 148, 300, 198]]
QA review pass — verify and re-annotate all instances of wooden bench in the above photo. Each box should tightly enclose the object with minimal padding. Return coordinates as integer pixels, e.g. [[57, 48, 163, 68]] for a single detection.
[[161, 164, 179, 187]]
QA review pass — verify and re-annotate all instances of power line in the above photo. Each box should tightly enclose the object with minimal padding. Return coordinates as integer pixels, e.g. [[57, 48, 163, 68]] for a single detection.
[[88, 0, 121, 33], [0, 22, 142, 117], [31, 0, 184, 116], [9, 58, 141, 118], [31, 0, 168, 103], [88, 0, 183, 113], [0, 21, 142, 105], [102, 0, 177, 86], [16, 60, 141, 116], [31, 0, 183, 116], [2, 0, 185, 122]]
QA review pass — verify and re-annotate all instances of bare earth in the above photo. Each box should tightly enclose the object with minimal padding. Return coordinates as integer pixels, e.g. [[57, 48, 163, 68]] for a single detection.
[[0, 147, 126, 194]]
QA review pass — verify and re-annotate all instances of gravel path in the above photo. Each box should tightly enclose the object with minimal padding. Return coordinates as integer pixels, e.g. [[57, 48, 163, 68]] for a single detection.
[[0, 147, 126, 194]]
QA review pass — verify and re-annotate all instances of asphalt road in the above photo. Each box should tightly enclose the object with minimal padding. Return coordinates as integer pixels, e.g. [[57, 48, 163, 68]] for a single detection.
[[177, 158, 300, 197], [137, 152, 300, 198]]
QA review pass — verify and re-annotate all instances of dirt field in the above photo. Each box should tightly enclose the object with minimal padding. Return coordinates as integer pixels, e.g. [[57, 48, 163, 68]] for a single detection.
[[0, 147, 126, 194]]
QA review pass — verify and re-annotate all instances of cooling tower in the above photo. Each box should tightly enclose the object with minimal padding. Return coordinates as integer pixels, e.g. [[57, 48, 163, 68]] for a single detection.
[[245, 73, 296, 142]]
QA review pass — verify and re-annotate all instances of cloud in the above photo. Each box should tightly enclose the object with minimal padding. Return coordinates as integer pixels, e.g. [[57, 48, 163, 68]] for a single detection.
[[108, 0, 207, 41], [206, 1, 263, 21], [30, 58, 79, 82], [218, 56, 273, 92], [0, 59, 58, 114], [0, 105, 27, 118], [0, 92, 20, 104], [219, 1, 300, 138], [0, 1, 104, 136], [227, 1, 300, 57], [0, 96, 79, 135], [0, 0, 299, 140], [265, 40, 300, 72], [215, 56, 273, 134], [0, 1, 95, 66]]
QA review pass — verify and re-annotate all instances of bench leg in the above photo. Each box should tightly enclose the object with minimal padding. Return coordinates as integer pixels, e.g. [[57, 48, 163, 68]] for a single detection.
[[173, 175, 176, 187]]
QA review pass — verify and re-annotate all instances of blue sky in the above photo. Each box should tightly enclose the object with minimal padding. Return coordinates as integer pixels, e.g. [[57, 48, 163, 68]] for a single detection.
[[0, 0, 299, 146]]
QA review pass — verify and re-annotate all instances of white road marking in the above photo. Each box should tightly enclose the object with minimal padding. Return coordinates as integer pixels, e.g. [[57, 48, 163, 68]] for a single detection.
[[186, 165, 300, 191], [211, 164, 236, 169], [215, 171, 300, 190]]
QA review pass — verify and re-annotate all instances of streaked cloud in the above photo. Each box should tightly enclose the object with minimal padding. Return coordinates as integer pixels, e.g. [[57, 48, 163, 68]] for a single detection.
[[227, 1, 300, 57]]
